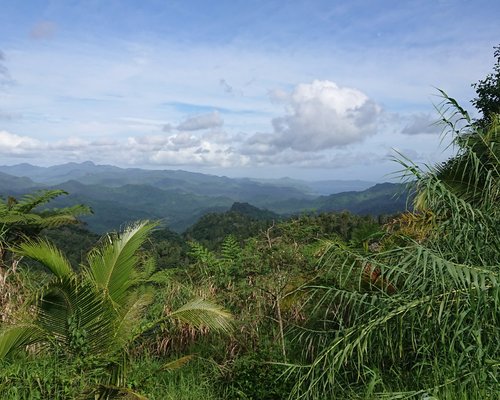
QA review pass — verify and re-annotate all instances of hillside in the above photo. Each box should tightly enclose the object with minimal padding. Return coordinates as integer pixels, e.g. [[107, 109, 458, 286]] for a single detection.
[[266, 182, 411, 216], [0, 162, 409, 233], [183, 202, 281, 249], [0, 172, 38, 193]]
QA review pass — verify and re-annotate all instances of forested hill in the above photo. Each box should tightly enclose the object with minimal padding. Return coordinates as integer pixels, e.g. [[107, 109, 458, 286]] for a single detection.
[[0, 161, 373, 196], [265, 182, 411, 215], [0, 162, 409, 233], [0, 171, 38, 192]]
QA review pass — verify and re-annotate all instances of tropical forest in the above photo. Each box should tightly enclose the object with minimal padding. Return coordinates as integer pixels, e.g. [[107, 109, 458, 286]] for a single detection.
[[0, 44, 498, 399]]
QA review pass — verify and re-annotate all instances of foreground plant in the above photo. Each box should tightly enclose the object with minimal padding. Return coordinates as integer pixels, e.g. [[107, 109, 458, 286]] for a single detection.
[[0, 221, 232, 399], [288, 101, 500, 399], [0, 189, 92, 250]]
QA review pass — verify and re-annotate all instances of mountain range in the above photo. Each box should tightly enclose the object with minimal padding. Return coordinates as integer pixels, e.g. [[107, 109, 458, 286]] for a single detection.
[[0, 162, 410, 233]]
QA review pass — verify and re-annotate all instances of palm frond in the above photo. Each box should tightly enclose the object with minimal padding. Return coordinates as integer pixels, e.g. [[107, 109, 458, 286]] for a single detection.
[[36, 277, 117, 357], [0, 325, 46, 359], [85, 221, 157, 307], [36, 203, 93, 219], [113, 287, 154, 348], [168, 298, 233, 333], [13, 238, 74, 279]]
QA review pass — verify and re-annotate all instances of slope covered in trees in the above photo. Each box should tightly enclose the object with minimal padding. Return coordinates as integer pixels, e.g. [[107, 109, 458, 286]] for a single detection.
[[0, 158, 407, 234]]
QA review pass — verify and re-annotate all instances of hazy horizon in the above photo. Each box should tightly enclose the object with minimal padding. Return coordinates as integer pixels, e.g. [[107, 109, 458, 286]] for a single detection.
[[0, 159, 385, 183], [1, 1, 499, 180]]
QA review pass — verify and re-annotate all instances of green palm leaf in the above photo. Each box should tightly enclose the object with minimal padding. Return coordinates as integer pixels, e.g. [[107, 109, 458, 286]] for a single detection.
[[113, 287, 154, 348], [36, 277, 117, 357], [14, 238, 74, 279], [85, 221, 157, 307], [169, 298, 233, 333], [0, 325, 46, 359]]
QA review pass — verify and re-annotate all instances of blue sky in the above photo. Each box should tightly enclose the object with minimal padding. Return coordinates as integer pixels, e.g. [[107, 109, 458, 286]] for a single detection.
[[0, 0, 498, 181]]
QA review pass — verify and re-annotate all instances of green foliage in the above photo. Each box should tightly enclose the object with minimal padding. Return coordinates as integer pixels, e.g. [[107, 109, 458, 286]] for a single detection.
[[146, 228, 189, 270], [0, 353, 223, 400], [0, 190, 91, 237], [0, 354, 103, 399], [0, 190, 92, 264], [288, 98, 500, 399], [0, 221, 232, 398], [40, 225, 99, 268], [183, 207, 275, 251], [471, 44, 500, 128], [220, 349, 294, 400]]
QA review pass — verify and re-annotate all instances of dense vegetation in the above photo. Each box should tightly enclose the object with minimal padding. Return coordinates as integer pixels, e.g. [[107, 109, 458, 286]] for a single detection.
[[0, 47, 498, 399], [0, 163, 406, 233]]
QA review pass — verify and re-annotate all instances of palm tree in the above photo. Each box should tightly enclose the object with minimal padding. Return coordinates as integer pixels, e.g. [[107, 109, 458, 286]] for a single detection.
[[287, 100, 500, 399], [0, 221, 232, 398]]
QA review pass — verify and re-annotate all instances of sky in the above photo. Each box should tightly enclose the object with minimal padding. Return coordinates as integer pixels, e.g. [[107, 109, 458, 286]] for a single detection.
[[0, 0, 498, 181]]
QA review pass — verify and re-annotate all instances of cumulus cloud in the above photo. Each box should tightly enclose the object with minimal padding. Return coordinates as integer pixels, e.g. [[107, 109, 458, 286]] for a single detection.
[[30, 21, 56, 39], [150, 140, 247, 167], [177, 111, 223, 131], [170, 132, 201, 148], [0, 125, 388, 172], [0, 130, 43, 155], [0, 80, 385, 170], [401, 112, 441, 135], [247, 80, 382, 154]]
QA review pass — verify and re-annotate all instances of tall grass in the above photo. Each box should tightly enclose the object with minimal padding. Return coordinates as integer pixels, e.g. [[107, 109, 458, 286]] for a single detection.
[[287, 100, 500, 399]]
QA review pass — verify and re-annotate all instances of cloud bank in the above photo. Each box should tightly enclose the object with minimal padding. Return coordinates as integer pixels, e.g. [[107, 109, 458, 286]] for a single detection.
[[0, 77, 452, 177]]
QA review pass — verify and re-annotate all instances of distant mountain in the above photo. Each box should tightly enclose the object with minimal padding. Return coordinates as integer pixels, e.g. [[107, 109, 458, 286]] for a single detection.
[[266, 182, 412, 216], [317, 182, 411, 214], [0, 162, 410, 234], [0, 161, 121, 185], [46, 180, 234, 233], [0, 162, 312, 204], [0, 172, 38, 194], [303, 179, 376, 195], [250, 177, 376, 195]]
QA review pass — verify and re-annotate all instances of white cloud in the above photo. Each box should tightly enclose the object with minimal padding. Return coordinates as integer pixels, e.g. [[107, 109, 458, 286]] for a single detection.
[[150, 141, 247, 167], [246, 80, 382, 154], [0, 130, 43, 154], [170, 132, 201, 148], [177, 111, 223, 131], [51, 136, 89, 150]]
